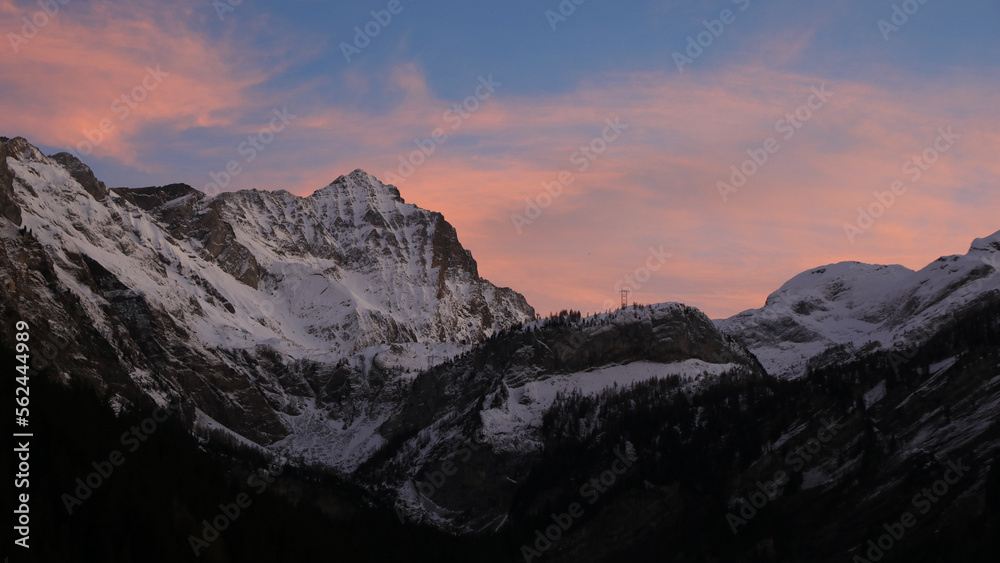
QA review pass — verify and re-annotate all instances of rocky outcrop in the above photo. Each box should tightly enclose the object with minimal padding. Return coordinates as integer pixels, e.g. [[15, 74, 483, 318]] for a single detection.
[[112, 184, 263, 288], [50, 152, 109, 200], [111, 183, 199, 211], [0, 138, 23, 225]]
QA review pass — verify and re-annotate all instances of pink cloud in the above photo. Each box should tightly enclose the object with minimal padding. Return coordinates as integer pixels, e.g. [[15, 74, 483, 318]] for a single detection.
[[0, 0, 276, 167]]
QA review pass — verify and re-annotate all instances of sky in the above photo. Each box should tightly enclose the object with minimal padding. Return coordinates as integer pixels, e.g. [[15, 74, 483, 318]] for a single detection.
[[2, 0, 999, 319]]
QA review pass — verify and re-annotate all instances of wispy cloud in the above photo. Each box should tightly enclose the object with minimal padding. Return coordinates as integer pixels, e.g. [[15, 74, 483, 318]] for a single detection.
[[0, 0, 286, 168]]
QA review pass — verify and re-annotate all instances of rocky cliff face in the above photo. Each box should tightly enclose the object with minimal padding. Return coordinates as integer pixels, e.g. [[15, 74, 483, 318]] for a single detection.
[[0, 137, 23, 225]]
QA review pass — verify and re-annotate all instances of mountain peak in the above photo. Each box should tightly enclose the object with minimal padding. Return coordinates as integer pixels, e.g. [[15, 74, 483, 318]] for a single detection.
[[4, 136, 47, 163], [313, 169, 404, 204]]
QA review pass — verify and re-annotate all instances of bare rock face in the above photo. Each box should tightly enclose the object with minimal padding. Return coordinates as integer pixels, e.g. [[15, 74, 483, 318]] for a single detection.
[[0, 138, 23, 225]]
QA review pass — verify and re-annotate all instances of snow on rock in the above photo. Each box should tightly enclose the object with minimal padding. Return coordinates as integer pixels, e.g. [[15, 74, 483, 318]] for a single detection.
[[480, 359, 738, 453], [717, 234, 1000, 378]]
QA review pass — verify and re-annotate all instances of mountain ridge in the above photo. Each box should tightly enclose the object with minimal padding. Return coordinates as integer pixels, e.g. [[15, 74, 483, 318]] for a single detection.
[[716, 230, 1000, 378]]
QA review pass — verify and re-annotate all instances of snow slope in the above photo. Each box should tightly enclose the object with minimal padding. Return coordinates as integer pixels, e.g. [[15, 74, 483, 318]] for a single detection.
[[480, 359, 738, 453]]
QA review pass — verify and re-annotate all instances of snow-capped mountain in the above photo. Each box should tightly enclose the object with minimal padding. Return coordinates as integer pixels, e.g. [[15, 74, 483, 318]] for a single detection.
[[0, 135, 532, 451], [717, 233, 1000, 378]]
